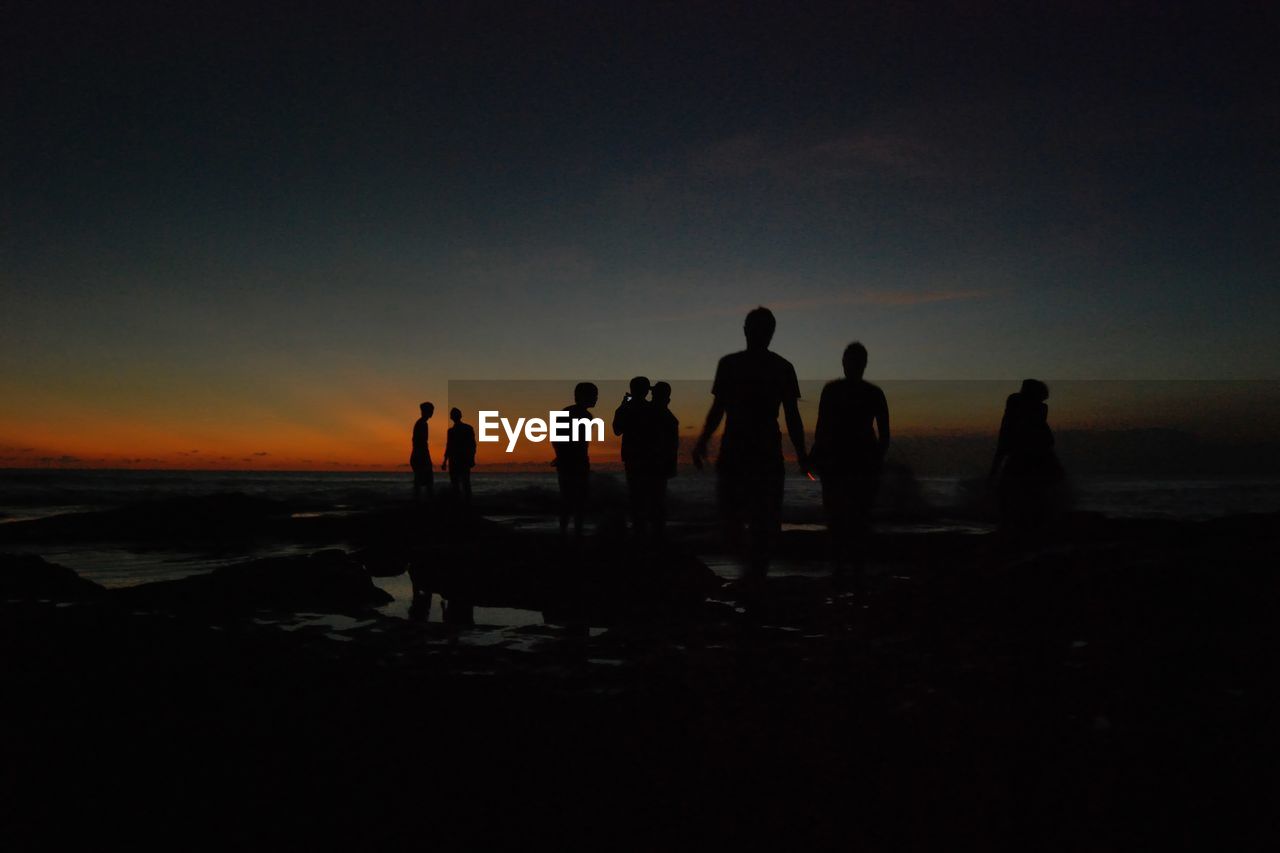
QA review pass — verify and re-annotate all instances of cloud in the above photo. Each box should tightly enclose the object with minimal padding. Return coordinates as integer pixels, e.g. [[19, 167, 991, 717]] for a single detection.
[[691, 131, 936, 184], [648, 287, 991, 322], [770, 289, 990, 310], [36, 455, 82, 465]]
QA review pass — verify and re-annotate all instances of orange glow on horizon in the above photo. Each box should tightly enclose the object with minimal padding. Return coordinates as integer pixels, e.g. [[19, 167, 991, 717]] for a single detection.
[[2, 380, 1274, 470]]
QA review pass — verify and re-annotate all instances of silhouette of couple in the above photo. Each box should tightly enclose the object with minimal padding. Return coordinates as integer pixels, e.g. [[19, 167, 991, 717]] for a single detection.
[[990, 378, 1064, 532], [410, 404, 476, 506], [613, 377, 679, 542], [692, 307, 889, 588]]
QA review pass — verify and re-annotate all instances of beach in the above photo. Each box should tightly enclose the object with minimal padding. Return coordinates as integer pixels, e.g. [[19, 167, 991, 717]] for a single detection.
[[2, 471, 1277, 849]]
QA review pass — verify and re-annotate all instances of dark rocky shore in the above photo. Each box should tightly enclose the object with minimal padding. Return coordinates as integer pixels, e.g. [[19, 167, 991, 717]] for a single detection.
[[2, 502, 1277, 850]]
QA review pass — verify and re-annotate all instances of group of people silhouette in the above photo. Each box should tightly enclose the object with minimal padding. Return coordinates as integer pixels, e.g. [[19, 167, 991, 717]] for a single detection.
[[413, 306, 1061, 586]]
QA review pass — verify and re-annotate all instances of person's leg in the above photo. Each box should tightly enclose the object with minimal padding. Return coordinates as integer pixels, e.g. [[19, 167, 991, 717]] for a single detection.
[[461, 468, 472, 505], [572, 494, 584, 539], [822, 475, 849, 582], [557, 470, 571, 537], [625, 470, 645, 539], [849, 473, 877, 593], [564, 470, 587, 540], [746, 459, 785, 580], [651, 478, 667, 542], [716, 462, 746, 564]]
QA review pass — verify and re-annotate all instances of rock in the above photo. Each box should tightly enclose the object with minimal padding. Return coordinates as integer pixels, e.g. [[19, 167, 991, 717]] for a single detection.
[[117, 549, 391, 616], [352, 545, 409, 577], [0, 553, 107, 601], [212, 548, 393, 609]]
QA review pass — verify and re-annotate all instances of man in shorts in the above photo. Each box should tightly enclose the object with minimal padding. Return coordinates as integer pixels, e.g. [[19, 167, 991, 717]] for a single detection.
[[693, 307, 809, 581]]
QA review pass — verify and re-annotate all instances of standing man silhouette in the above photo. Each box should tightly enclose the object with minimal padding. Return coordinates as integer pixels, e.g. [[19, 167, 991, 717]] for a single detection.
[[811, 342, 889, 591], [442, 407, 477, 506], [553, 382, 598, 540], [693, 307, 808, 584], [411, 402, 435, 503]]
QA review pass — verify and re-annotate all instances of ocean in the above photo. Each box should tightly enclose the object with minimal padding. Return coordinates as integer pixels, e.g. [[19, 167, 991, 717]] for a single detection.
[[3, 468, 1278, 589], [3, 468, 1279, 521]]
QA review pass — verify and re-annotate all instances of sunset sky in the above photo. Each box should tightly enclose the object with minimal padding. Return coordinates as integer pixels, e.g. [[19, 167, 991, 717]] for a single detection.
[[3, 2, 1278, 469]]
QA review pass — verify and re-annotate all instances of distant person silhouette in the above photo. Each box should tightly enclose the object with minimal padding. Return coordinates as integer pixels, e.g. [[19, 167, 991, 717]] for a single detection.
[[613, 376, 657, 540], [410, 402, 435, 503], [811, 342, 890, 591], [990, 379, 1064, 531], [442, 407, 477, 506], [648, 381, 680, 541], [693, 306, 809, 582], [553, 382, 598, 540]]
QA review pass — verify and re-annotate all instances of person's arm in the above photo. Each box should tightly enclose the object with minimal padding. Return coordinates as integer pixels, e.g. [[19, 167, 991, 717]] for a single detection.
[[441, 434, 450, 471], [692, 399, 725, 470], [666, 416, 680, 476], [612, 403, 627, 437], [875, 389, 891, 460], [990, 402, 1013, 481], [782, 396, 808, 474]]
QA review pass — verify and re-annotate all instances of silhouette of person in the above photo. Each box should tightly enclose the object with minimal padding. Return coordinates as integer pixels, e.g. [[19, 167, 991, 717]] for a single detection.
[[811, 342, 890, 591], [990, 379, 1064, 531], [693, 306, 808, 583], [613, 376, 657, 540], [648, 381, 680, 541], [553, 382, 598, 540], [442, 407, 477, 506], [410, 402, 435, 503]]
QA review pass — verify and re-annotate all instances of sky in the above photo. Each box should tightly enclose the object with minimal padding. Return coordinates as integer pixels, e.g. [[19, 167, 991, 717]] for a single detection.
[[3, 1, 1278, 469]]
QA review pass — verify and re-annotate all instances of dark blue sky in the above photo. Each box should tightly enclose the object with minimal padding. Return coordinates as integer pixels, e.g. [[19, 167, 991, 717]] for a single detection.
[[2, 1, 1278, 464]]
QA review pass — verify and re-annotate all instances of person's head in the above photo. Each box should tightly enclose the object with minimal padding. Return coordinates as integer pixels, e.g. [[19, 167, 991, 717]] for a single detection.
[[629, 376, 651, 398], [419, 401, 435, 418], [1020, 379, 1049, 402], [574, 382, 599, 407], [743, 306, 776, 350], [449, 407, 462, 423], [652, 381, 671, 407], [842, 342, 868, 379]]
